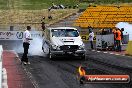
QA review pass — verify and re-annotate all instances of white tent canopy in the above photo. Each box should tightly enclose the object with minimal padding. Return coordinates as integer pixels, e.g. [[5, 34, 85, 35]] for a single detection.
[[116, 22, 132, 41]]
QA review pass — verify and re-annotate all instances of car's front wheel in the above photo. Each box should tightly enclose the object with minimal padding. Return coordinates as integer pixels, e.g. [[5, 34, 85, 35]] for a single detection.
[[42, 47, 45, 53], [48, 48, 53, 60]]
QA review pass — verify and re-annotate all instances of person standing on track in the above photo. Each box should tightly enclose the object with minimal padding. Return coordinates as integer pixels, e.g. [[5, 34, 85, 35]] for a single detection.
[[21, 26, 33, 65], [113, 28, 117, 51], [120, 28, 124, 43], [115, 28, 122, 52], [88, 27, 94, 50]]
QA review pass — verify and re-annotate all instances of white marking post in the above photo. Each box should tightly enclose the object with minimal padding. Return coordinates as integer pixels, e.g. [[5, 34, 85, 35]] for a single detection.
[[0, 45, 3, 88], [2, 68, 8, 88]]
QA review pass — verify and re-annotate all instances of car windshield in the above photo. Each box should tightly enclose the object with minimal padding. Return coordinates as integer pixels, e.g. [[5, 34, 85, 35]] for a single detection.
[[52, 29, 79, 37]]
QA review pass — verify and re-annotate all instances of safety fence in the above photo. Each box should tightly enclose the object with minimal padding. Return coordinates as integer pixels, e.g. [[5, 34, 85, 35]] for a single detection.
[[0, 45, 3, 88]]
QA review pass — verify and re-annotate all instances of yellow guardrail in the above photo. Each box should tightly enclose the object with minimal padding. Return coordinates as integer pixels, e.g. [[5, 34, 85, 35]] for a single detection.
[[126, 41, 132, 56]]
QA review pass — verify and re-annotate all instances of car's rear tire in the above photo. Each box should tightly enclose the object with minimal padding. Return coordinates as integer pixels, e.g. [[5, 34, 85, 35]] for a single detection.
[[81, 54, 86, 60]]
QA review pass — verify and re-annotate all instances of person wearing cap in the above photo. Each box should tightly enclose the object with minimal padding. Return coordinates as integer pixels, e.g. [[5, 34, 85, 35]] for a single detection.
[[21, 26, 33, 65]]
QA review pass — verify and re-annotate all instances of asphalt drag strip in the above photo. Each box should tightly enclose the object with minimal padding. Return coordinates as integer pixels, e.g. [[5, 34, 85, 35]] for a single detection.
[[18, 50, 132, 88]]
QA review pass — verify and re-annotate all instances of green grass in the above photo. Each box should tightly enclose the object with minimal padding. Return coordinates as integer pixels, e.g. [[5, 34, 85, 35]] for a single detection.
[[0, 0, 131, 10], [79, 3, 89, 9], [0, 0, 79, 10], [19, 0, 79, 10], [0, 0, 8, 9]]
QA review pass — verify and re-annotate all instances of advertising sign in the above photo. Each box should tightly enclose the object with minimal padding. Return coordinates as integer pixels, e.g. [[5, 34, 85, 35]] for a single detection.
[[0, 31, 42, 40]]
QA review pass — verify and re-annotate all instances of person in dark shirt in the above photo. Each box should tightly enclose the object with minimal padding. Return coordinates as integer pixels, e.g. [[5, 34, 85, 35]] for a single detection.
[[41, 17, 46, 31]]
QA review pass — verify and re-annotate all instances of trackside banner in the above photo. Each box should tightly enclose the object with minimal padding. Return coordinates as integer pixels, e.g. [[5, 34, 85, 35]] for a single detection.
[[0, 31, 42, 40]]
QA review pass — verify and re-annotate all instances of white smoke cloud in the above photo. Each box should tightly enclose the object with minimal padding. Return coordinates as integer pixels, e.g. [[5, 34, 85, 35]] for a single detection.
[[115, 22, 132, 41], [28, 35, 44, 56], [13, 31, 45, 56]]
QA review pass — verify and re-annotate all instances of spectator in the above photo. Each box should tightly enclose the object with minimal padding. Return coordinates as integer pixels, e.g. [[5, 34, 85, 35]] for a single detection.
[[48, 15, 52, 20], [48, 7, 53, 20], [51, 2, 58, 9], [48, 7, 52, 11], [73, 4, 79, 9], [59, 4, 65, 9], [68, 5, 72, 9], [76, 4, 79, 8], [41, 17, 46, 31], [52, 2, 55, 7]]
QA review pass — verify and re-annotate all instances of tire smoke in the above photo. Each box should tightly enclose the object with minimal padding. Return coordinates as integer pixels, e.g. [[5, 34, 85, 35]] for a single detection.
[[13, 31, 44, 56], [29, 36, 44, 56]]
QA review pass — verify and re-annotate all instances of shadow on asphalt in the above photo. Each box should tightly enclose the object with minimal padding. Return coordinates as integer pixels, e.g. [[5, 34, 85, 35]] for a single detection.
[[18, 53, 86, 62], [50, 55, 85, 61]]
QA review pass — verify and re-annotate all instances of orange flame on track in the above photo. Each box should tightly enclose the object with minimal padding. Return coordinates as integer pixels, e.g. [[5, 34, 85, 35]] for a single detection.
[[78, 66, 86, 76]]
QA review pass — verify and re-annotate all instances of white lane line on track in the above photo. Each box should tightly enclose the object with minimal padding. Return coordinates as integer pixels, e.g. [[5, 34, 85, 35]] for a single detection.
[[92, 50, 96, 51], [115, 54, 120, 55], [97, 51, 101, 52], [122, 55, 125, 56], [2, 68, 8, 88], [103, 52, 108, 54]]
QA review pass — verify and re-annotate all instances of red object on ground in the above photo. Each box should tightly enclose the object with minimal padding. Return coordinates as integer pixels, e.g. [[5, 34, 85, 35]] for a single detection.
[[3, 50, 34, 88]]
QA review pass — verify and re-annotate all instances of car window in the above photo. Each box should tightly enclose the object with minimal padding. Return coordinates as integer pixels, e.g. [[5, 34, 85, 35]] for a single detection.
[[52, 29, 65, 37], [52, 29, 79, 37]]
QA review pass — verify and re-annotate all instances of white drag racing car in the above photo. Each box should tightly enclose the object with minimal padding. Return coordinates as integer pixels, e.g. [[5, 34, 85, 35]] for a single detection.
[[42, 27, 86, 59]]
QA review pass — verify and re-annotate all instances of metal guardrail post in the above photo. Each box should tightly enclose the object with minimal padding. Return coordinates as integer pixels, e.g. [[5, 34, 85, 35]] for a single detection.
[[0, 45, 3, 88]]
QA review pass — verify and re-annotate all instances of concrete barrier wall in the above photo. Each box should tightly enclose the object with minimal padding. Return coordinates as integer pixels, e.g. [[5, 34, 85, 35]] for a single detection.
[[126, 41, 132, 55], [0, 31, 42, 40], [0, 45, 3, 88]]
